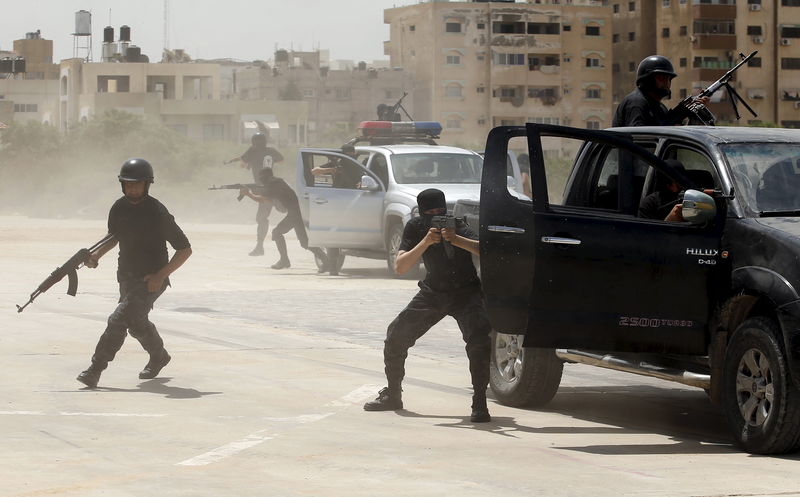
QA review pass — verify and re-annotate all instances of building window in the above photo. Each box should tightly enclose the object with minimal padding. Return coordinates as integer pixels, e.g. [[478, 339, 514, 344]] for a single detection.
[[782, 0, 800, 6], [477, 86, 485, 93], [167, 124, 187, 136], [203, 124, 224, 141], [13, 103, 38, 112], [693, 20, 735, 35], [494, 22, 525, 34], [528, 116, 560, 125], [613, 3, 620, 13], [302, 88, 315, 98], [629, 1, 636, 11], [499, 87, 517, 98], [410, 25, 415, 32], [628, 32, 635, 41], [748, 57, 762, 67], [781, 58, 800, 69], [494, 53, 525, 66], [528, 22, 560, 35], [446, 118, 462, 129], [445, 84, 463, 97], [528, 54, 560, 70], [748, 26, 763, 36], [585, 57, 602, 68], [612, 63, 620, 73], [445, 22, 461, 33], [446, 54, 461, 65], [335, 87, 351, 99], [563, 25, 571, 32], [628, 61, 636, 72], [782, 26, 800, 38], [585, 25, 600, 36], [680, 26, 688, 36], [663, 0, 670, 6], [586, 120, 601, 130], [680, 57, 687, 67], [477, 23, 485, 29], [477, 118, 486, 126], [613, 33, 620, 43], [585, 88, 601, 99], [662, 28, 670, 37]]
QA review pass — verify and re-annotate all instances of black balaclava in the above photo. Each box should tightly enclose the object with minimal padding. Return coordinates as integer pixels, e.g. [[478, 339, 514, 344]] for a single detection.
[[417, 188, 446, 225]]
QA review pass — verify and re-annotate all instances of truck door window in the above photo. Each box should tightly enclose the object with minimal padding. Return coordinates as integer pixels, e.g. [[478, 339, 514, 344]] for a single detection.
[[303, 152, 365, 189], [368, 154, 390, 187], [662, 146, 719, 190]]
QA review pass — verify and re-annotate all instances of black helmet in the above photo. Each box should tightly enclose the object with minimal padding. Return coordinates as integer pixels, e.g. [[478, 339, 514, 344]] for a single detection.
[[636, 55, 677, 86], [118, 158, 154, 183], [252, 132, 267, 146]]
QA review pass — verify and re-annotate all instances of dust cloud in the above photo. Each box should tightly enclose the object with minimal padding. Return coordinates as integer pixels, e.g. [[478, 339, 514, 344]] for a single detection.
[[0, 113, 301, 226]]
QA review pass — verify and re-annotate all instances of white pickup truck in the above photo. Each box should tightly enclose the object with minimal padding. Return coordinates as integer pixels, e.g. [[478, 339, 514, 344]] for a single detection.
[[295, 121, 525, 275]]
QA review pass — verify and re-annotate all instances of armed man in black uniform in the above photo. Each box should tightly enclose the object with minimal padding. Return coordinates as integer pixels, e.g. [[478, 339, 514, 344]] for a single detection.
[[613, 55, 709, 127], [363, 189, 493, 423], [239, 168, 331, 272], [234, 131, 284, 256], [76, 159, 192, 388]]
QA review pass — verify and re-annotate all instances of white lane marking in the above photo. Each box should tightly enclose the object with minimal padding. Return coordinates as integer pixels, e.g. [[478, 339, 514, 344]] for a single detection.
[[0, 410, 166, 417], [177, 431, 275, 467], [176, 384, 379, 467]]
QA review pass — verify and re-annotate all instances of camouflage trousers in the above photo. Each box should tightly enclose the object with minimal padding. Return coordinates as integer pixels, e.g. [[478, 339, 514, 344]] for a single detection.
[[90, 278, 167, 369], [383, 284, 492, 401]]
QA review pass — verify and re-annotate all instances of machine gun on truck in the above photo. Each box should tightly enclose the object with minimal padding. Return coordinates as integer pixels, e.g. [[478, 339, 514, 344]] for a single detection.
[[674, 50, 758, 125], [17, 233, 116, 313]]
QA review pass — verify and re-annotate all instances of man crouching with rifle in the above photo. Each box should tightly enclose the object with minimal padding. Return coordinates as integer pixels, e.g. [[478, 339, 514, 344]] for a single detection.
[[75, 158, 192, 388], [363, 189, 493, 423]]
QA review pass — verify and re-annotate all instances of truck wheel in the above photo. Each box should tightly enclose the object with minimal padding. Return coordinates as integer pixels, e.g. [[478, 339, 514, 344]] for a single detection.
[[722, 317, 800, 454], [386, 222, 421, 279], [315, 249, 345, 273], [489, 332, 563, 407]]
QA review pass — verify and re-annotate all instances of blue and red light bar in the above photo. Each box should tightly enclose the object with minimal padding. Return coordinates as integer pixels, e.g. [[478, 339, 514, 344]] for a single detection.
[[358, 121, 442, 138]]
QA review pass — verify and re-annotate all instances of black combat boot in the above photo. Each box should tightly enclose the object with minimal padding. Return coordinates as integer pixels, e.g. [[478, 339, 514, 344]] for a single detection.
[[363, 387, 403, 411], [270, 259, 291, 269], [139, 350, 171, 380], [76, 365, 103, 388], [470, 394, 491, 423]]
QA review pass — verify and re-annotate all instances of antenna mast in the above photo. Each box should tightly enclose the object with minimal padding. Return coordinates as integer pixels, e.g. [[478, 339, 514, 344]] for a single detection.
[[163, 0, 170, 53]]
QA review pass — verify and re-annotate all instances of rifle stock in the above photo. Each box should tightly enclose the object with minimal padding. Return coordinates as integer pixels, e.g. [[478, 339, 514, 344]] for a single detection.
[[17, 234, 115, 313]]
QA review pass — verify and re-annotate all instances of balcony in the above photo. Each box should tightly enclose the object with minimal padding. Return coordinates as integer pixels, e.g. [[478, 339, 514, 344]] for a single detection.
[[693, 34, 737, 50], [691, 67, 730, 82], [692, 4, 736, 19]]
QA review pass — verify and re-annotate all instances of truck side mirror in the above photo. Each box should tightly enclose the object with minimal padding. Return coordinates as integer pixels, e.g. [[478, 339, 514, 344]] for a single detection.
[[359, 175, 381, 192], [682, 189, 716, 225]]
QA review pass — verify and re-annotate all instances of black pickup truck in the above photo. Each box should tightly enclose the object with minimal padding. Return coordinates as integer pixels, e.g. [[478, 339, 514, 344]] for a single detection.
[[469, 124, 800, 454]]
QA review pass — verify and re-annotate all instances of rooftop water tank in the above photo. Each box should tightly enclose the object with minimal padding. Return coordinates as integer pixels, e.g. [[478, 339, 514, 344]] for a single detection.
[[75, 10, 92, 36], [120, 25, 131, 42], [103, 26, 114, 43]]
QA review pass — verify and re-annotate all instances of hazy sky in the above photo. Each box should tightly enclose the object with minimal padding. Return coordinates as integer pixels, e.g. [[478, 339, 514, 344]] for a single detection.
[[1, 0, 418, 63]]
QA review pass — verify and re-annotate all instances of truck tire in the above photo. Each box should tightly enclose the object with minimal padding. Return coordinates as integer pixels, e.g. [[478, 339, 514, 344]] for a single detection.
[[722, 317, 800, 454], [489, 332, 563, 407], [386, 222, 421, 279], [315, 249, 345, 273]]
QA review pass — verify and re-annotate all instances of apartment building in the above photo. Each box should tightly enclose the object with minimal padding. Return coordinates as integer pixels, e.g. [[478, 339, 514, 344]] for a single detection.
[[58, 58, 309, 144], [235, 49, 413, 144], [613, 0, 800, 128], [0, 31, 60, 124], [384, 0, 612, 148]]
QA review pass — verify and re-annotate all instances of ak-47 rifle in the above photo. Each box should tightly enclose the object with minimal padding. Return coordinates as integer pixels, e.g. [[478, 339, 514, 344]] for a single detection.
[[208, 183, 259, 201], [673, 50, 758, 125], [17, 233, 116, 313]]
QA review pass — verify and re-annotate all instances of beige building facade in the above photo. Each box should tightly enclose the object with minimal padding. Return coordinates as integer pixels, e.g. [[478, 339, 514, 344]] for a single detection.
[[613, 0, 800, 128], [58, 59, 309, 144], [235, 49, 413, 145], [384, 0, 612, 148], [0, 31, 60, 125]]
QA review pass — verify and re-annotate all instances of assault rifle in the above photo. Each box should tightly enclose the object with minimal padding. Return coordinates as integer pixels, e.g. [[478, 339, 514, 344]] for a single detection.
[[674, 50, 758, 125], [17, 233, 116, 313], [431, 214, 461, 259], [209, 183, 259, 201]]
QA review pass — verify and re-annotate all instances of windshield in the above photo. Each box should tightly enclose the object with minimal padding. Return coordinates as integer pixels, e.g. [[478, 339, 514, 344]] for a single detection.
[[721, 143, 800, 214], [390, 153, 483, 184]]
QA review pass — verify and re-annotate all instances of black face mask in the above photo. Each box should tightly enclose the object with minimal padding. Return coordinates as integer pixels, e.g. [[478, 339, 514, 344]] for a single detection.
[[417, 189, 446, 225]]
